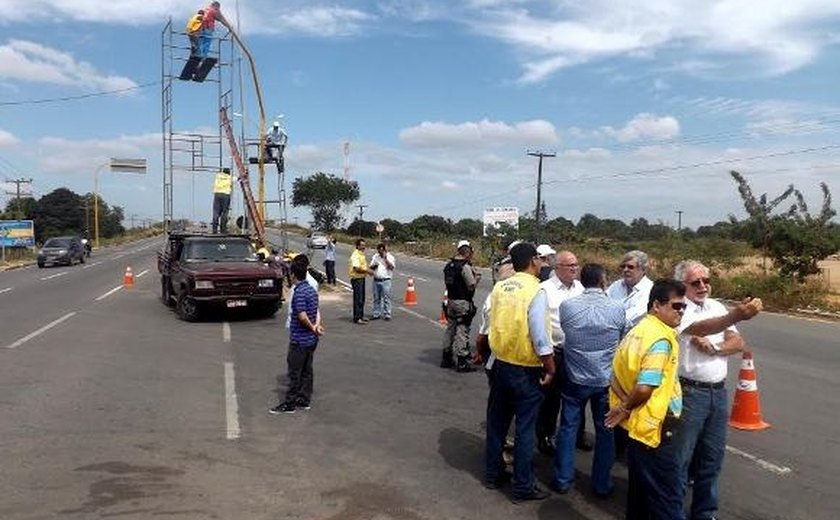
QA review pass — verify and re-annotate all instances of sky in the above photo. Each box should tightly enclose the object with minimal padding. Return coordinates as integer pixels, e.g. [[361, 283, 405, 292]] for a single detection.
[[1, 0, 840, 230]]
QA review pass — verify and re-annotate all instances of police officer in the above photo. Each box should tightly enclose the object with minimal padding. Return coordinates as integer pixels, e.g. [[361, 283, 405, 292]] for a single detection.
[[441, 240, 480, 372]]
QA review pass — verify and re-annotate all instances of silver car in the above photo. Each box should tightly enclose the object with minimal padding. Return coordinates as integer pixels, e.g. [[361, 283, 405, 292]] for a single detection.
[[307, 232, 329, 249]]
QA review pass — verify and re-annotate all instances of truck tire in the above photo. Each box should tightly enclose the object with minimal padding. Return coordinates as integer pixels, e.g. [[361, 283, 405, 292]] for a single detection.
[[176, 294, 201, 322]]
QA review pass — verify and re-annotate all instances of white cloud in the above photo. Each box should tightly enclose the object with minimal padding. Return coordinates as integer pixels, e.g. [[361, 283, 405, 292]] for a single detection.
[[36, 133, 160, 173], [400, 119, 559, 148], [0, 39, 137, 90], [0, 128, 19, 147], [250, 6, 375, 37], [601, 113, 681, 143], [441, 180, 460, 190]]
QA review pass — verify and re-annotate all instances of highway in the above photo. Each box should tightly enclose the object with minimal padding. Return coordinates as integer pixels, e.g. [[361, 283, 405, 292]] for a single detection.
[[0, 231, 836, 519]]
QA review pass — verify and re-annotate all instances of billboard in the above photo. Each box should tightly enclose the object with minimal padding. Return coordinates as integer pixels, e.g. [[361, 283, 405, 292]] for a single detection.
[[483, 207, 519, 236], [0, 220, 36, 248]]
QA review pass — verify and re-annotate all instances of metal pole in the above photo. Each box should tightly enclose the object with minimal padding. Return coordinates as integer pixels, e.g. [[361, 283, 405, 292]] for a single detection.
[[676, 210, 683, 231], [527, 151, 555, 243]]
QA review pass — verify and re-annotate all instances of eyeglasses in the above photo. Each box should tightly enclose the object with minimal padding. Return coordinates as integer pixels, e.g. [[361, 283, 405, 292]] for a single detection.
[[619, 263, 636, 270], [670, 302, 687, 311], [689, 277, 711, 288], [559, 263, 578, 268]]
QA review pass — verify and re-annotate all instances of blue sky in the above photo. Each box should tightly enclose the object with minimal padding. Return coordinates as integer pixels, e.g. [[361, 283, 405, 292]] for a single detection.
[[2, 0, 840, 230]]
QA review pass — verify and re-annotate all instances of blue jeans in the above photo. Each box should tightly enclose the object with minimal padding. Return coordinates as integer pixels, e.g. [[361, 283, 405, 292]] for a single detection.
[[626, 418, 685, 520], [486, 360, 544, 498], [198, 28, 213, 58], [373, 278, 392, 318], [673, 384, 728, 520], [553, 382, 614, 495]]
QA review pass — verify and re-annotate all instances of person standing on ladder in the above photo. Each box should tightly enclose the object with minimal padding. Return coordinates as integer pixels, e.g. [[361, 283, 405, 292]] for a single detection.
[[212, 168, 233, 234]]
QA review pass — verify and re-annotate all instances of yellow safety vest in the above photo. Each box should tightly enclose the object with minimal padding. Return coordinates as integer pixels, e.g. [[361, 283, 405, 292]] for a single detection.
[[610, 314, 682, 448], [213, 172, 232, 194], [488, 271, 546, 368], [186, 14, 203, 35], [348, 249, 368, 279]]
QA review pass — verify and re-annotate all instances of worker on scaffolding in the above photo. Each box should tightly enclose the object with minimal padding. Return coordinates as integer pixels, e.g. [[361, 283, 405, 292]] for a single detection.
[[265, 121, 288, 168], [212, 167, 233, 234], [186, 9, 204, 57], [197, 2, 230, 59]]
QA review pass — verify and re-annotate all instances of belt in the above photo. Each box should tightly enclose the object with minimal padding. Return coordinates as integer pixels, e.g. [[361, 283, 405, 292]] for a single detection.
[[374, 277, 391, 281], [679, 377, 725, 390]]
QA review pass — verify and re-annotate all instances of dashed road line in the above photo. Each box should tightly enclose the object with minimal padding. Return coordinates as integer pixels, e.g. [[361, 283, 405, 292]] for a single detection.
[[82, 261, 102, 270], [398, 306, 445, 329], [726, 445, 793, 476], [40, 271, 68, 281], [0, 287, 12, 295], [136, 269, 149, 278], [336, 278, 353, 292], [5, 312, 77, 349], [224, 362, 241, 440], [222, 322, 231, 343], [95, 286, 123, 301]]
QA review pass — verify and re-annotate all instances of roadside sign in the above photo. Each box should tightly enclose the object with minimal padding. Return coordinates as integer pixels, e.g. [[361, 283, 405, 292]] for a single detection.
[[482, 207, 519, 236], [375, 222, 384, 234], [0, 220, 35, 248]]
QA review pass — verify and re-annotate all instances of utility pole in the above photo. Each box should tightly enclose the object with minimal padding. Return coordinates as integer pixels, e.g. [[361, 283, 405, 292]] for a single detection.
[[8, 178, 33, 220], [676, 210, 684, 231], [356, 204, 368, 223], [527, 151, 555, 242]]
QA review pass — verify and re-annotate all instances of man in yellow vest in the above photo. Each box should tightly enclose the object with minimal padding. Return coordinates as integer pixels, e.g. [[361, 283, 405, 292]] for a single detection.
[[606, 278, 687, 520], [485, 242, 556, 503], [211, 168, 232, 234], [348, 238, 374, 324], [185, 9, 204, 57]]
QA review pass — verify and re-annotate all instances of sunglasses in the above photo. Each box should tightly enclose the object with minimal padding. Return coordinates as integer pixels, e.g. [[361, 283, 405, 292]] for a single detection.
[[689, 277, 711, 288], [619, 263, 636, 270], [670, 302, 687, 311]]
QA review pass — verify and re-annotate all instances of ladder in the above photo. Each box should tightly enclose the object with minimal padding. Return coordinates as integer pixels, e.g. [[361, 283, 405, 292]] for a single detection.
[[219, 107, 265, 245]]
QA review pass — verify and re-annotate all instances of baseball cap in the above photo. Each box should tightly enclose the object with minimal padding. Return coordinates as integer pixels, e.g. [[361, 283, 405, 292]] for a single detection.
[[457, 239, 472, 250], [536, 244, 556, 258]]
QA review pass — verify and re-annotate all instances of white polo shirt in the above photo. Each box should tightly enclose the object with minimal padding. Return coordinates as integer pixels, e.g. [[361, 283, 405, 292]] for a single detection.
[[677, 298, 737, 383], [607, 275, 654, 327], [540, 274, 584, 350]]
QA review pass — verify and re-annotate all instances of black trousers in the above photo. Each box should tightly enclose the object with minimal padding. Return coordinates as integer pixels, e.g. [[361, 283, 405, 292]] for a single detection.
[[536, 350, 586, 444], [324, 260, 336, 284], [211, 193, 230, 233], [351, 278, 365, 322], [285, 341, 317, 406]]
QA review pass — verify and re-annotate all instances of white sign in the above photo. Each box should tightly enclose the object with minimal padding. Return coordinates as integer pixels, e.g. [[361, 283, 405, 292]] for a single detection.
[[483, 207, 519, 236]]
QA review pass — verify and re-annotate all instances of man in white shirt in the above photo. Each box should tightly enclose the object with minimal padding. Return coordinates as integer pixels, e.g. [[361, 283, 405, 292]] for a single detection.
[[369, 243, 396, 321], [672, 260, 763, 520], [607, 250, 654, 327], [536, 250, 587, 455]]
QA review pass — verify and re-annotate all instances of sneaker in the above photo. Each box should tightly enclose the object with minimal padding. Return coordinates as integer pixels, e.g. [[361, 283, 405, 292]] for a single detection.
[[511, 485, 550, 504], [371, 315, 381, 320], [269, 403, 296, 415], [384, 316, 391, 321], [296, 402, 311, 410]]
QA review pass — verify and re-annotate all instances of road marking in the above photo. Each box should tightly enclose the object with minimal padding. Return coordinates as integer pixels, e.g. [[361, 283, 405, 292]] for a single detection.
[[725, 445, 792, 476], [222, 322, 231, 343], [224, 362, 241, 440], [40, 271, 68, 281], [113, 253, 126, 259], [336, 278, 353, 292], [0, 287, 12, 295], [397, 272, 429, 282], [136, 269, 149, 278], [398, 306, 446, 329], [82, 261, 102, 270], [5, 312, 77, 349], [95, 286, 124, 301]]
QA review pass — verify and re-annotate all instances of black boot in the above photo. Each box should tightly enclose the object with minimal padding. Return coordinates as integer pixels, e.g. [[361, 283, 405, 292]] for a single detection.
[[456, 357, 477, 373], [440, 350, 455, 369]]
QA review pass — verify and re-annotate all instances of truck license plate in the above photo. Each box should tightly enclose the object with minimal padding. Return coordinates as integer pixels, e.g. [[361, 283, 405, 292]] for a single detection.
[[226, 300, 248, 308]]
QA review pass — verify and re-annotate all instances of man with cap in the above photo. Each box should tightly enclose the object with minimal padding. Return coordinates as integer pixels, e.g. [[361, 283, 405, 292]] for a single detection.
[[536, 244, 556, 282], [266, 121, 288, 165], [441, 239, 481, 372]]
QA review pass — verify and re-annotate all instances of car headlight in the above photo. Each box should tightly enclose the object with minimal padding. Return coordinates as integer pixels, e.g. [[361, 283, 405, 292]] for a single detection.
[[195, 280, 214, 289], [258, 279, 275, 288], [58, 249, 67, 255]]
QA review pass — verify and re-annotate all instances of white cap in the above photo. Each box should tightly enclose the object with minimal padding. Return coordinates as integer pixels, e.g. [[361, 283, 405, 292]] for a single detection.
[[273, 121, 280, 127], [536, 244, 556, 257], [457, 239, 472, 250], [507, 239, 522, 252]]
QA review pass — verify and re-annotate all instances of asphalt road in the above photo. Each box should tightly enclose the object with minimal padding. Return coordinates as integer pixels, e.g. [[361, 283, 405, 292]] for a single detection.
[[0, 231, 837, 519]]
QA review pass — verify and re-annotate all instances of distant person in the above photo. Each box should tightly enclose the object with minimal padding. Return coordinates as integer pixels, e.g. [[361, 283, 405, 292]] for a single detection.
[[186, 9, 204, 57], [606, 279, 687, 520], [211, 168, 232, 234], [324, 235, 337, 285], [536, 244, 556, 282], [349, 238, 374, 324], [441, 240, 480, 372], [607, 250, 654, 327], [672, 260, 762, 520], [369, 243, 396, 321], [269, 260, 323, 414]]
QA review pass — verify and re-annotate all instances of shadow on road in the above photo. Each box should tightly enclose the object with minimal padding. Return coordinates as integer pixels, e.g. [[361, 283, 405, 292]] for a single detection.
[[437, 427, 485, 485]]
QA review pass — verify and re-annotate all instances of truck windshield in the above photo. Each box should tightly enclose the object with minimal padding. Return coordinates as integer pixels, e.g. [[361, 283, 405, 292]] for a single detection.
[[183, 239, 257, 262]]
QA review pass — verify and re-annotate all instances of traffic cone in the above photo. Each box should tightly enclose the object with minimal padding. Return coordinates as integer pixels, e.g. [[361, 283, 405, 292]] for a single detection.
[[438, 290, 448, 324], [404, 277, 418, 306], [729, 352, 771, 431], [123, 266, 135, 288]]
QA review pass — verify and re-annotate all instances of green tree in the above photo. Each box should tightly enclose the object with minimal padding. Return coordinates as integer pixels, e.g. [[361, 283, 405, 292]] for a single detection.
[[379, 218, 409, 242], [453, 218, 483, 238], [345, 219, 377, 238], [33, 188, 85, 240], [291, 172, 360, 231], [2, 196, 37, 220], [408, 214, 452, 239]]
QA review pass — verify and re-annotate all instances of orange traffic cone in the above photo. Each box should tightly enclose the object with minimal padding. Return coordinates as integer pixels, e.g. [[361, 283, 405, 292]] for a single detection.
[[729, 352, 771, 431], [404, 277, 418, 306], [123, 266, 135, 288], [438, 290, 449, 324]]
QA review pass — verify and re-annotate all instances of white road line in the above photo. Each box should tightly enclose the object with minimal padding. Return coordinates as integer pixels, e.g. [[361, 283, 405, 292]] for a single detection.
[[336, 278, 353, 292], [223, 362, 241, 440], [95, 286, 123, 301], [0, 287, 12, 295], [5, 312, 77, 349], [82, 261, 102, 270], [398, 306, 445, 329], [136, 269, 149, 278], [725, 445, 792, 476], [40, 271, 68, 281], [222, 322, 231, 343]]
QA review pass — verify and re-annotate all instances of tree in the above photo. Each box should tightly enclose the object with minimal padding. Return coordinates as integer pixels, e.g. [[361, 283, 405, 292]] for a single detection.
[[453, 218, 483, 238], [345, 219, 377, 238], [379, 218, 409, 242], [291, 172, 360, 231], [2, 196, 37, 220], [407, 214, 452, 239], [33, 188, 85, 240]]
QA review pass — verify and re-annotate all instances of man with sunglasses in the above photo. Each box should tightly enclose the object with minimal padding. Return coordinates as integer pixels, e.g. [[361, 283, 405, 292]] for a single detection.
[[606, 278, 688, 520], [607, 250, 654, 327], [672, 260, 763, 520]]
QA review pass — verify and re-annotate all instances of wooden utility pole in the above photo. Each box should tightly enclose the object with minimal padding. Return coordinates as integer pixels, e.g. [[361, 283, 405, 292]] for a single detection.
[[8, 178, 33, 219]]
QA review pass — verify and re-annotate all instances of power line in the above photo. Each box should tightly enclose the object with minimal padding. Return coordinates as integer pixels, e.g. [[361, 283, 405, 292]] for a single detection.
[[0, 81, 160, 107]]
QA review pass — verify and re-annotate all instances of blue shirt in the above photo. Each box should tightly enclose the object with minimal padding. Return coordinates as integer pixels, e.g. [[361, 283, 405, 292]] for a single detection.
[[560, 288, 627, 387], [527, 290, 554, 358], [289, 280, 319, 347], [324, 242, 336, 262]]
